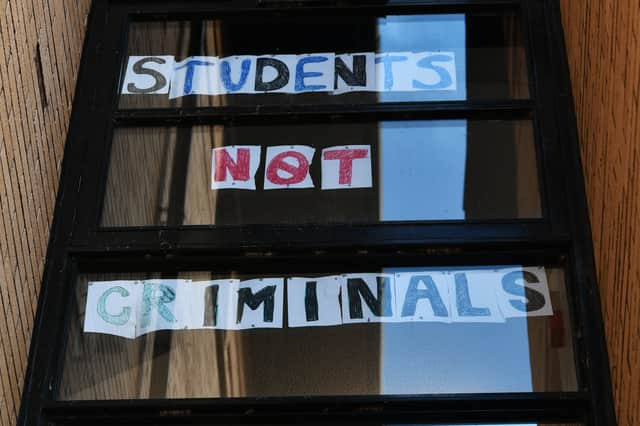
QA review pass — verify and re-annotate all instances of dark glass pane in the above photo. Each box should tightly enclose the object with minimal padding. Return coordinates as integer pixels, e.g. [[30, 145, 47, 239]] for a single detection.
[[100, 120, 541, 227], [58, 263, 577, 400], [118, 12, 529, 109], [67, 424, 584, 426]]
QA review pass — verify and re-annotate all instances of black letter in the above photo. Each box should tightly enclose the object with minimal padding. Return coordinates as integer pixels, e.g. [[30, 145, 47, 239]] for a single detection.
[[347, 277, 393, 319], [305, 281, 319, 322], [502, 271, 546, 312], [334, 55, 367, 89], [203, 285, 219, 327], [127, 57, 168, 93], [237, 285, 277, 323], [255, 58, 290, 91]]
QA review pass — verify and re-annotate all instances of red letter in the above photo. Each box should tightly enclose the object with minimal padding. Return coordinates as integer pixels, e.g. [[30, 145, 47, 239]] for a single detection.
[[266, 151, 310, 185], [323, 148, 368, 185], [214, 148, 250, 182]]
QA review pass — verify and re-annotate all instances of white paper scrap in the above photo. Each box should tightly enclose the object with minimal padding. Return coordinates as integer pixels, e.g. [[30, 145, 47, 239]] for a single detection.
[[264, 145, 315, 189], [450, 270, 504, 323], [341, 273, 397, 323], [233, 278, 285, 329], [287, 276, 343, 327], [394, 272, 452, 323], [135, 279, 187, 336], [121, 56, 175, 95], [211, 145, 261, 190], [84, 281, 139, 339], [321, 145, 372, 190], [497, 266, 554, 318]]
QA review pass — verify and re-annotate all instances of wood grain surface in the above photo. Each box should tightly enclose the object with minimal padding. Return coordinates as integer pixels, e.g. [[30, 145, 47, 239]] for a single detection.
[[0, 1, 90, 425], [560, 1, 640, 425]]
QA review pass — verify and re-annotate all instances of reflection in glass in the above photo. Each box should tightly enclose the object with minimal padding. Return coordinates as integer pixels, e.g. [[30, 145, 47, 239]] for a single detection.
[[58, 264, 576, 400], [71, 424, 582, 426], [119, 12, 528, 109], [376, 14, 467, 102], [380, 121, 468, 221], [101, 120, 541, 227], [66, 424, 581, 426]]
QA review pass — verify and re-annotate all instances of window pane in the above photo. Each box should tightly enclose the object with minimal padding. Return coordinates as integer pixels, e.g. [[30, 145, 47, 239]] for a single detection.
[[67, 424, 584, 426], [118, 11, 529, 109], [58, 263, 577, 400], [100, 120, 541, 227]]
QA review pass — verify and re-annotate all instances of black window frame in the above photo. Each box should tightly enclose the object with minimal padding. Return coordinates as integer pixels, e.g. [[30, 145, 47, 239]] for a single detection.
[[18, 0, 616, 425]]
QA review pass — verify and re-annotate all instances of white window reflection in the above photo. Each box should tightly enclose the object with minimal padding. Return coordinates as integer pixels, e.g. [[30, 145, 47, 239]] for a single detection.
[[383, 423, 579, 426], [377, 14, 467, 102], [379, 15, 468, 222], [380, 121, 467, 221], [382, 266, 533, 394]]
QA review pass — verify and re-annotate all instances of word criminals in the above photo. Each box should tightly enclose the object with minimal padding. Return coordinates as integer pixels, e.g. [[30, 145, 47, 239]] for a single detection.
[[84, 267, 554, 339]]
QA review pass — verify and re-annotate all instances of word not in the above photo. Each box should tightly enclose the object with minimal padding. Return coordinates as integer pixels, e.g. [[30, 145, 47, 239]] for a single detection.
[[121, 51, 457, 99], [84, 267, 554, 339], [212, 145, 372, 190]]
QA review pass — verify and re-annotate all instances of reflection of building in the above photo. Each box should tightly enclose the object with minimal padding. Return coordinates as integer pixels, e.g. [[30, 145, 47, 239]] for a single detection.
[[59, 273, 250, 399], [75, 19, 383, 399]]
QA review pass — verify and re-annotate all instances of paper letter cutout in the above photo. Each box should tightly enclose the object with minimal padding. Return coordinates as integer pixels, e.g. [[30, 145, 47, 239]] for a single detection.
[[335, 53, 376, 93], [295, 53, 335, 92], [321, 145, 372, 189], [122, 56, 175, 95], [186, 279, 235, 329], [211, 145, 261, 190], [497, 266, 554, 318], [234, 278, 284, 329], [85, 281, 138, 338], [287, 276, 342, 327], [123, 51, 457, 98], [411, 52, 456, 91], [82, 267, 553, 337], [254, 55, 296, 93], [341, 273, 397, 323], [373, 52, 456, 92], [264, 145, 315, 189], [219, 56, 256, 94], [451, 271, 504, 323], [136, 279, 190, 336], [375, 53, 410, 91], [395, 272, 452, 323], [170, 56, 220, 99]]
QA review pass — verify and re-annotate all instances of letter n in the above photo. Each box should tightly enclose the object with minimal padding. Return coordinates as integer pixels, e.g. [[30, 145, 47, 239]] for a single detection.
[[211, 145, 261, 190], [345, 275, 394, 322]]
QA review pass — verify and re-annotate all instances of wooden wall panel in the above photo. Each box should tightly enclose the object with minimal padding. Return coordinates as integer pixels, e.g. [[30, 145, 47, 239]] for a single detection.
[[0, 1, 91, 425], [560, 1, 640, 425]]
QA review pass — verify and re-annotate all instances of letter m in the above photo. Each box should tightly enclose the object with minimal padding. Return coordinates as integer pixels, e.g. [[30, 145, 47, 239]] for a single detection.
[[236, 285, 277, 323]]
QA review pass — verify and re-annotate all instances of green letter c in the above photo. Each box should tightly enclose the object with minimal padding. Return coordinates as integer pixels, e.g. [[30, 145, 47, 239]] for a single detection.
[[97, 286, 132, 326]]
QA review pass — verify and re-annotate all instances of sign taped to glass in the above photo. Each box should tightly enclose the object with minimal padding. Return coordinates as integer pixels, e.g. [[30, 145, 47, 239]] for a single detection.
[[212, 145, 373, 190], [84, 267, 554, 339], [121, 51, 457, 98]]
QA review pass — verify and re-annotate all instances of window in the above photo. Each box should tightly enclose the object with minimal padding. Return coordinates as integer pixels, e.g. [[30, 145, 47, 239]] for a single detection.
[[19, 1, 616, 426], [101, 120, 541, 227]]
